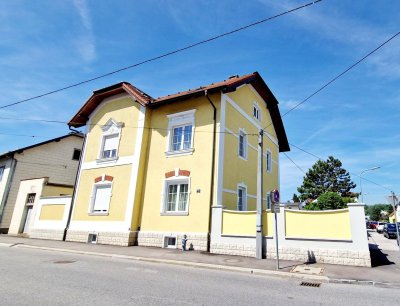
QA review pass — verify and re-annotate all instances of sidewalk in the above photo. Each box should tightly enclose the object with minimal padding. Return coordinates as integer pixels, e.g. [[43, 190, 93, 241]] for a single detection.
[[1, 234, 399, 287]]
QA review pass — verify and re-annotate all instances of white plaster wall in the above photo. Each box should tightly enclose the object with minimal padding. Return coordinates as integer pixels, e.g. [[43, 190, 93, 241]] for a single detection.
[[8, 178, 45, 235]]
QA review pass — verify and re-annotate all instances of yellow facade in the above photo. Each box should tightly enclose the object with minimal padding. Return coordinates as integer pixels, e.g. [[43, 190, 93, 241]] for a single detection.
[[285, 209, 352, 240], [84, 97, 140, 163], [223, 85, 279, 210], [222, 210, 273, 236], [39, 204, 65, 221], [73, 165, 132, 221], [140, 95, 219, 233], [42, 185, 73, 197]]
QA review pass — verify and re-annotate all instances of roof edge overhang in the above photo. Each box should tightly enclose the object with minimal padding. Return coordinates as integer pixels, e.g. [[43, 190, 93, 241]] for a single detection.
[[68, 82, 152, 128]]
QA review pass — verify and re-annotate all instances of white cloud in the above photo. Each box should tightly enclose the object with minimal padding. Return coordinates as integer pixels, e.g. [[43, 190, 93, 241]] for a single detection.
[[72, 0, 96, 62]]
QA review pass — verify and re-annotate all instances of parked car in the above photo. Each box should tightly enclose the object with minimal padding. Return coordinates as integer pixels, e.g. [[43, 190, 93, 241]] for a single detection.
[[368, 221, 378, 229], [376, 222, 387, 233], [383, 223, 398, 239]]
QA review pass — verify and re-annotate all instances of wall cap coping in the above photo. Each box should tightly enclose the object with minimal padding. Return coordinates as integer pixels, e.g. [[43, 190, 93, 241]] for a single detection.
[[347, 203, 366, 207]]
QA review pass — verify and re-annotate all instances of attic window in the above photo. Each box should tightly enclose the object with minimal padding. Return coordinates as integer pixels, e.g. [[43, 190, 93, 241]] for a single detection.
[[253, 103, 261, 121], [72, 149, 81, 161]]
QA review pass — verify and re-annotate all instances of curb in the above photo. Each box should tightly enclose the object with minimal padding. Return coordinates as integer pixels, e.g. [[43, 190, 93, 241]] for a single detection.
[[14, 244, 329, 282]]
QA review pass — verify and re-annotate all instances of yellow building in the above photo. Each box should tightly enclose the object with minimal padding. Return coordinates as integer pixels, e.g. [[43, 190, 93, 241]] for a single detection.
[[66, 72, 289, 249]]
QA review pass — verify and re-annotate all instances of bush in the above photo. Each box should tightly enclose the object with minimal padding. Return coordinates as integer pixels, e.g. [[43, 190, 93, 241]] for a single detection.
[[304, 192, 345, 210]]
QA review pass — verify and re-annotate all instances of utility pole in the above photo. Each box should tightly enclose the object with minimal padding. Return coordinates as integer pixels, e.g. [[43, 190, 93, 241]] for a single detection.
[[256, 129, 264, 259]]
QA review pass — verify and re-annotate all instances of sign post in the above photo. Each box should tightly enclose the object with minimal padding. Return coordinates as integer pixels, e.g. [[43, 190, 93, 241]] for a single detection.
[[387, 192, 400, 252], [271, 190, 280, 270]]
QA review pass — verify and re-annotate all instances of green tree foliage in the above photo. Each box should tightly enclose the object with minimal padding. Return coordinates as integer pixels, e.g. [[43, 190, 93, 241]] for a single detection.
[[292, 193, 300, 203], [297, 156, 356, 202], [365, 204, 393, 221], [304, 192, 345, 210]]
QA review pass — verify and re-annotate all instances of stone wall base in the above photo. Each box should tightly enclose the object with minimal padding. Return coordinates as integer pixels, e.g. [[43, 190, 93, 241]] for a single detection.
[[210, 242, 371, 267], [30, 229, 65, 241], [66, 230, 137, 246], [138, 231, 208, 251]]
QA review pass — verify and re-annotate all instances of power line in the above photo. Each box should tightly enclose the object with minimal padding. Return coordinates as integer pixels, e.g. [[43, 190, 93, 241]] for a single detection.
[[289, 142, 394, 193], [0, 0, 323, 110], [263, 30, 400, 131], [0, 116, 259, 136], [283, 152, 306, 174]]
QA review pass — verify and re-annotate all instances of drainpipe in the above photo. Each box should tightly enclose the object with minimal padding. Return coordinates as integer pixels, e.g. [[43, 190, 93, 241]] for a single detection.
[[63, 127, 86, 241], [205, 90, 217, 252]]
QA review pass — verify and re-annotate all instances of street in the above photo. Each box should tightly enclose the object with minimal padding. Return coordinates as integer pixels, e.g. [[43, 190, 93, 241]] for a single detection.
[[0, 246, 398, 306]]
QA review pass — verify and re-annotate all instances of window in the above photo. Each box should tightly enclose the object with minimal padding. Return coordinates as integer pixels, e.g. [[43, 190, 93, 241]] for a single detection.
[[164, 236, 177, 248], [238, 130, 247, 159], [253, 103, 261, 121], [97, 118, 123, 162], [266, 150, 272, 172], [0, 166, 4, 182], [101, 134, 118, 159], [172, 125, 193, 151], [72, 149, 81, 161], [237, 186, 247, 211], [265, 192, 271, 210], [91, 184, 112, 214], [165, 182, 189, 212], [166, 110, 196, 156], [26, 193, 36, 205]]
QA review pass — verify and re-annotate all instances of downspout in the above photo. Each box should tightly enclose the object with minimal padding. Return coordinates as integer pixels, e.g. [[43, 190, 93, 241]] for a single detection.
[[63, 127, 86, 241], [205, 90, 217, 252]]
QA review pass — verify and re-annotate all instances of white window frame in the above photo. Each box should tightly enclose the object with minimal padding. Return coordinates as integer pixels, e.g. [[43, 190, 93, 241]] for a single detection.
[[238, 129, 248, 160], [89, 182, 113, 215], [265, 192, 271, 210], [237, 183, 247, 211], [0, 166, 4, 182], [266, 150, 272, 173], [97, 118, 123, 163], [165, 110, 196, 157], [161, 176, 191, 215], [253, 102, 261, 122]]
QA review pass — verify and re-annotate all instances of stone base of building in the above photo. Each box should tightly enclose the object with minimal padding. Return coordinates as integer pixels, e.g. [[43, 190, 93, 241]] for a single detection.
[[66, 230, 138, 246], [210, 242, 371, 267], [30, 229, 65, 241], [138, 231, 208, 251]]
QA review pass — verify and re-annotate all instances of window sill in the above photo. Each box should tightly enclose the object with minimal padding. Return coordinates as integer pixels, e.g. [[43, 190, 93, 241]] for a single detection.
[[89, 212, 109, 216], [165, 148, 194, 158], [238, 155, 247, 161], [160, 211, 189, 216], [96, 156, 118, 164]]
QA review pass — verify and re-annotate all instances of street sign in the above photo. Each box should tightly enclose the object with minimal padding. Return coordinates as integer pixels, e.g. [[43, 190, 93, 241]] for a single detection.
[[272, 203, 280, 213]]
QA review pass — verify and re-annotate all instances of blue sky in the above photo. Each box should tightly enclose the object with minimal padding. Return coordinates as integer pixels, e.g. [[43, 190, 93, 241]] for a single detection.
[[0, 0, 399, 205]]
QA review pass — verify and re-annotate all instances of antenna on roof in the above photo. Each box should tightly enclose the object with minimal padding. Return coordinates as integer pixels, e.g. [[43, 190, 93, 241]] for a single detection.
[[228, 75, 239, 79]]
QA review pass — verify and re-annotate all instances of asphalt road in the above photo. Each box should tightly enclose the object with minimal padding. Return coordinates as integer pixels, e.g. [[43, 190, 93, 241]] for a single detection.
[[0, 246, 398, 306]]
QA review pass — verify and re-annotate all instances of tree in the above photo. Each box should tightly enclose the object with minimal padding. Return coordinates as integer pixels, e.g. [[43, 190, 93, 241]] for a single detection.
[[304, 192, 345, 210], [365, 204, 393, 221], [292, 193, 300, 203], [297, 156, 356, 202]]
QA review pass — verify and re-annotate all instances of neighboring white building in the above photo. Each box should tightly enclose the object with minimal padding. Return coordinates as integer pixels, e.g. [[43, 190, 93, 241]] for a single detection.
[[0, 133, 83, 234]]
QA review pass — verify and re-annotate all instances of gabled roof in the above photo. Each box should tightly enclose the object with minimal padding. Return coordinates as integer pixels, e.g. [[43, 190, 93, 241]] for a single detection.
[[68, 72, 289, 152], [0, 133, 83, 158], [68, 82, 153, 127]]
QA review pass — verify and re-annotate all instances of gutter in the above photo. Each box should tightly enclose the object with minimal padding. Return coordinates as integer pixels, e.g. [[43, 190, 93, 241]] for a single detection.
[[205, 90, 217, 252], [63, 127, 86, 241]]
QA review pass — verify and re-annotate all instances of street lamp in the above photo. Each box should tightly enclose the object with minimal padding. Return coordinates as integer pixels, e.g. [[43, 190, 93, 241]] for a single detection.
[[359, 166, 380, 203]]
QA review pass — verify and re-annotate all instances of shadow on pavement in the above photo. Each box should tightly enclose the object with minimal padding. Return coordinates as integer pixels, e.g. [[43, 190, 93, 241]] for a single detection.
[[369, 244, 395, 267]]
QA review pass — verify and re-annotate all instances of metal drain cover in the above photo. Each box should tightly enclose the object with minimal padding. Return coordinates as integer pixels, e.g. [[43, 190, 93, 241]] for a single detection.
[[291, 265, 324, 275], [53, 260, 76, 264], [300, 281, 321, 287]]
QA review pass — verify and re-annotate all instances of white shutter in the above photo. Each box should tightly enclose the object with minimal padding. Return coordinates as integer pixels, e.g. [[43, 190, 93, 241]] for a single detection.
[[103, 134, 118, 151], [93, 185, 111, 212]]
